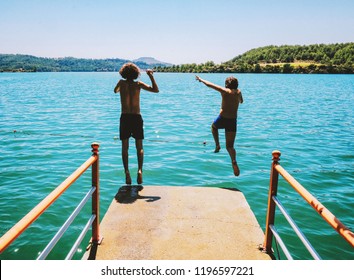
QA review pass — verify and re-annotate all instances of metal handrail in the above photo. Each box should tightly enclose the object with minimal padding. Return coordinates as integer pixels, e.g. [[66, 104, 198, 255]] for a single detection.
[[269, 224, 293, 260], [262, 150, 354, 259], [0, 143, 101, 259], [37, 186, 96, 259], [65, 214, 96, 260], [272, 195, 321, 260]]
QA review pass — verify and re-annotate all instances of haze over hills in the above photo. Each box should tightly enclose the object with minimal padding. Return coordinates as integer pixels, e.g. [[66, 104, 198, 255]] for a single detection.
[[133, 57, 172, 66]]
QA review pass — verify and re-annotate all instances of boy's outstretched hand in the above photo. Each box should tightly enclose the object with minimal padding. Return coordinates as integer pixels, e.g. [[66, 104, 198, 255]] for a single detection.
[[146, 69, 154, 76]]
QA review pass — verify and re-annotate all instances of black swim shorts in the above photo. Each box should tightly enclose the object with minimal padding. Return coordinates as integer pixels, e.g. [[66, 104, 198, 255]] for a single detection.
[[119, 113, 144, 140], [212, 115, 237, 132]]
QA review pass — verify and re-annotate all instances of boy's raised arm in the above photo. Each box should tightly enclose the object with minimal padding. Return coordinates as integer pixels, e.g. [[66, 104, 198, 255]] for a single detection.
[[139, 70, 159, 93], [195, 76, 227, 94]]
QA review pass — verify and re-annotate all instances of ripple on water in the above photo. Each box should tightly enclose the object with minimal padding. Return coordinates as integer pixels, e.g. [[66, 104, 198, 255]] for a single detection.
[[0, 73, 353, 260]]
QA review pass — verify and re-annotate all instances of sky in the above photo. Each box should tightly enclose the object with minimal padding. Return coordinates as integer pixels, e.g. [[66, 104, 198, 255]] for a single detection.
[[1, 0, 353, 65]]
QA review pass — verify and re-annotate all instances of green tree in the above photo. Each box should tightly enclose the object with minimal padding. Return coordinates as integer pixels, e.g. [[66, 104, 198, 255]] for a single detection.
[[282, 64, 293, 73]]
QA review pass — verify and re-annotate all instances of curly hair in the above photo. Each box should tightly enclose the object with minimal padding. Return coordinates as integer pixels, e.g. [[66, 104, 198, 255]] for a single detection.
[[225, 76, 238, 89], [119, 63, 141, 80]]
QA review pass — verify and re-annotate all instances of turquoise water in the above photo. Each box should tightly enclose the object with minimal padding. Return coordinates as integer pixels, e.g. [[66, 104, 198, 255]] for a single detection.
[[0, 72, 353, 260]]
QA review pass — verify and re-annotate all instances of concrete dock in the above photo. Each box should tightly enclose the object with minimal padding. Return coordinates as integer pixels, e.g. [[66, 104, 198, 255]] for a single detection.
[[83, 186, 272, 260]]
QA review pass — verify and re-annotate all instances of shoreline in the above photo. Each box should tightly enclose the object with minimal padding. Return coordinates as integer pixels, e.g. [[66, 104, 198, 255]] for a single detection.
[[1, 70, 353, 74]]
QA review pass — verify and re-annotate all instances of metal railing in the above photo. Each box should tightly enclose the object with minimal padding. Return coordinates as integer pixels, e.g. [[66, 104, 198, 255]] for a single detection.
[[0, 143, 101, 259], [261, 150, 354, 259]]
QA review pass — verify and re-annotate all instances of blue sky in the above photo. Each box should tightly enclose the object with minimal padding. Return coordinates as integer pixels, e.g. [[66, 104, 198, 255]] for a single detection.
[[1, 0, 353, 64]]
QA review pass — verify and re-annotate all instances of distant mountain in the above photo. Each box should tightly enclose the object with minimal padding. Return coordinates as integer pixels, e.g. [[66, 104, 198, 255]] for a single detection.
[[0, 54, 172, 72], [133, 57, 172, 67]]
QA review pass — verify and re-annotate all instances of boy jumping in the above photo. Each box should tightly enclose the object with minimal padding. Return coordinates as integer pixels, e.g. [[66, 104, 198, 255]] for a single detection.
[[114, 63, 159, 185], [196, 75, 243, 176]]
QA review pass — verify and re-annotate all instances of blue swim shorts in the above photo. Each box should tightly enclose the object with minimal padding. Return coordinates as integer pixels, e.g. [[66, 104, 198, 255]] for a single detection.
[[212, 115, 237, 132]]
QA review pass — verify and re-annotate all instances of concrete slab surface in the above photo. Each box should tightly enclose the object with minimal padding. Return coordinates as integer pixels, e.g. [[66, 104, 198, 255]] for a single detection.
[[83, 186, 272, 260]]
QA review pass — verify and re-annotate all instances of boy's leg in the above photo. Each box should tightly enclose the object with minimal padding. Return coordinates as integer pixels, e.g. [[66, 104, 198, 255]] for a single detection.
[[225, 131, 240, 176], [121, 139, 132, 184], [211, 124, 221, 153], [135, 139, 144, 184]]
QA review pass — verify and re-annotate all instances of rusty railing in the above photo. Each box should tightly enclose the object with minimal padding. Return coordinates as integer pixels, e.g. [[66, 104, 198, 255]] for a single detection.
[[262, 150, 354, 259], [0, 143, 101, 259]]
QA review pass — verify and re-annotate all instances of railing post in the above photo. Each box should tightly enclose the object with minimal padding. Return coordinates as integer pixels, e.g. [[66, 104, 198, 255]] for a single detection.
[[91, 142, 100, 243], [262, 150, 281, 253]]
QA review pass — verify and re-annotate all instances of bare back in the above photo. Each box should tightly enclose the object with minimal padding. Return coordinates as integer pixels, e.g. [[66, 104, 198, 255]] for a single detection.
[[117, 80, 142, 114], [195, 76, 243, 119], [220, 89, 243, 119], [114, 71, 159, 115]]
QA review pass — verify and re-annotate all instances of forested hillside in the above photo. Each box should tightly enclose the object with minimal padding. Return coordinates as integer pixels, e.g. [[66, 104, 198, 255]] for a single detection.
[[1, 43, 353, 73], [0, 54, 168, 72], [156, 43, 354, 74], [230, 43, 353, 64]]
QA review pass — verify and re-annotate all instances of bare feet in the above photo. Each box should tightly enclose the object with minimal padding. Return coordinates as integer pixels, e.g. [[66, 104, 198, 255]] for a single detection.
[[137, 170, 143, 184], [214, 145, 221, 153], [125, 171, 132, 185], [232, 160, 240, 176]]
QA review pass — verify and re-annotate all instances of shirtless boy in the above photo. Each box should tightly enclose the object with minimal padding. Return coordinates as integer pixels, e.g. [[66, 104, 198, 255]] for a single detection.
[[195, 75, 243, 176], [114, 63, 159, 185]]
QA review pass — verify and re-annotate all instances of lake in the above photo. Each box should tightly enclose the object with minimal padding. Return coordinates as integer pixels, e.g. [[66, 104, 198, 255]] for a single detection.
[[0, 72, 353, 260]]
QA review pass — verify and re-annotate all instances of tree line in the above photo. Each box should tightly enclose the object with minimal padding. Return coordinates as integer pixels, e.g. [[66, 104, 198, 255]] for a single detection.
[[1, 43, 353, 74], [0, 55, 165, 72], [155, 43, 354, 74]]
